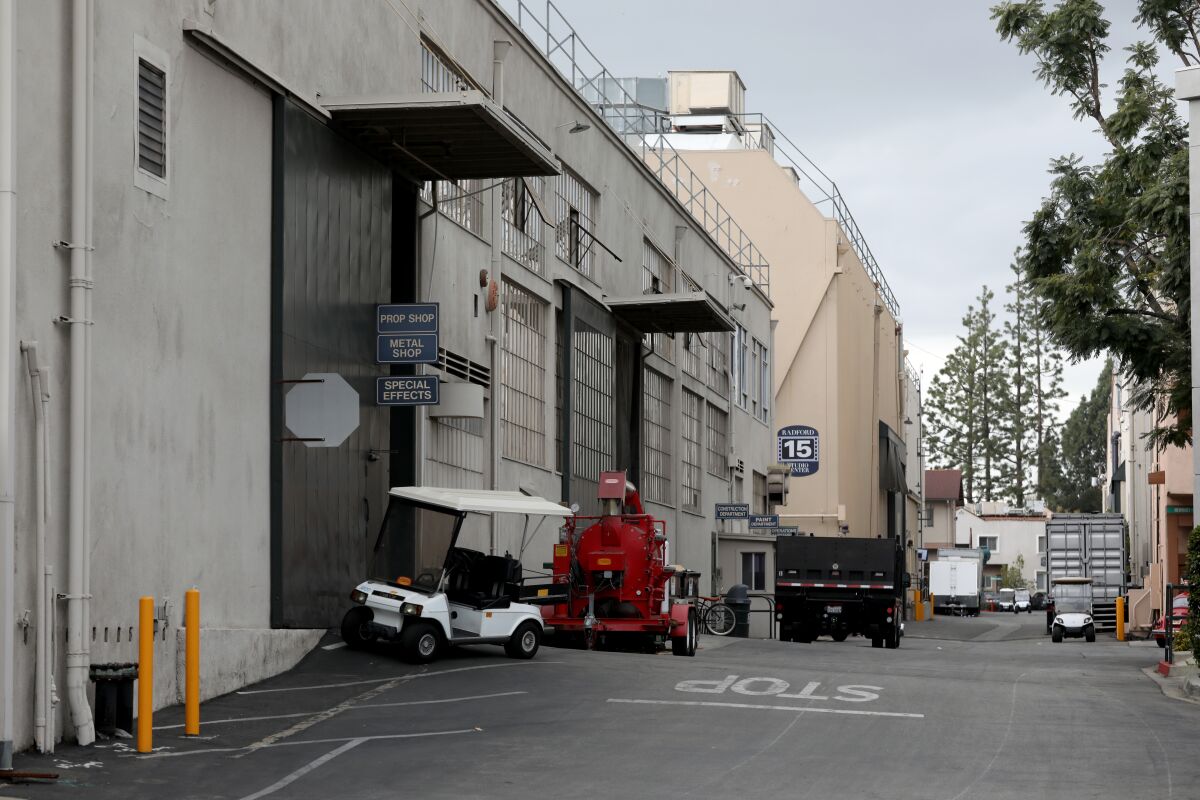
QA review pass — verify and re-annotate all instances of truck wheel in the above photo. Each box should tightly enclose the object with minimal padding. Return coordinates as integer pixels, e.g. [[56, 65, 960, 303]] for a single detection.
[[340, 606, 375, 650], [401, 622, 442, 664], [871, 636, 883, 648], [795, 627, 813, 644], [672, 608, 698, 656], [1051, 625, 1063, 643], [1084, 625, 1096, 643], [885, 627, 900, 649], [831, 630, 849, 642], [505, 621, 542, 659]]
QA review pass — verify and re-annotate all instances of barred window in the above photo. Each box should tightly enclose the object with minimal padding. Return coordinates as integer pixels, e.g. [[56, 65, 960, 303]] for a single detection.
[[641, 239, 676, 362], [682, 390, 703, 512], [706, 403, 728, 477], [502, 281, 547, 466], [756, 338, 770, 423], [642, 368, 672, 504], [573, 321, 614, 484], [732, 325, 749, 409], [708, 331, 730, 398], [428, 417, 485, 489], [556, 167, 599, 279], [682, 332, 706, 381], [502, 177, 547, 275], [419, 179, 485, 237]]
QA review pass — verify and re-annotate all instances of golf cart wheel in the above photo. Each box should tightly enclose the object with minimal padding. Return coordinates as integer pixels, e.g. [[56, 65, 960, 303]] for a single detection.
[[340, 606, 375, 650], [505, 621, 541, 659], [704, 604, 736, 636], [672, 608, 698, 657], [831, 630, 850, 642], [1085, 625, 1096, 643], [401, 622, 441, 664], [1051, 625, 1063, 643]]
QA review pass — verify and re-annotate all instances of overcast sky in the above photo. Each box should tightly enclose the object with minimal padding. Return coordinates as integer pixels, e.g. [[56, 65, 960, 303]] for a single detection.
[[538, 0, 1180, 418]]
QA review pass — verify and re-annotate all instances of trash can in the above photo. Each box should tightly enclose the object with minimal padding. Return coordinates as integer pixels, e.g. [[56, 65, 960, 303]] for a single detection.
[[725, 583, 751, 638], [90, 662, 137, 736]]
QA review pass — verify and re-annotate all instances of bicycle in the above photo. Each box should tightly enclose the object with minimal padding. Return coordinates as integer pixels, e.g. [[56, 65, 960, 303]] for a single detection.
[[694, 595, 736, 636]]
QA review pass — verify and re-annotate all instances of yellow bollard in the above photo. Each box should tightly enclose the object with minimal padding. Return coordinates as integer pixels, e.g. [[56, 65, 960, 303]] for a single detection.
[[185, 588, 200, 736], [137, 596, 154, 753], [913, 589, 924, 621], [1116, 596, 1125, 642]]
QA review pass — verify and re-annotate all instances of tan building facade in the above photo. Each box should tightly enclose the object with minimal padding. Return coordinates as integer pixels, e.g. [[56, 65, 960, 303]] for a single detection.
[[659, 71, 908, 545]]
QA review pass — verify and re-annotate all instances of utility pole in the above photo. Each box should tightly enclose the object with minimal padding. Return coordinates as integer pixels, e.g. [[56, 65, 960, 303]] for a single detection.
[[1178, 67, 1200, 516]]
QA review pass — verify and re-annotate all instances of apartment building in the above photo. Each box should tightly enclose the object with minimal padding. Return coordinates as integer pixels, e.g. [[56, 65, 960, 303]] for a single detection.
[[1102, 370, 1192, 631], [955, 504, 1047, 591], [1, 0, 776, 753]]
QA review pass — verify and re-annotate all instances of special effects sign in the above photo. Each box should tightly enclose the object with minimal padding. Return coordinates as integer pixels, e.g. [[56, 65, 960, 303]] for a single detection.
[[778, 425, 819, 477]]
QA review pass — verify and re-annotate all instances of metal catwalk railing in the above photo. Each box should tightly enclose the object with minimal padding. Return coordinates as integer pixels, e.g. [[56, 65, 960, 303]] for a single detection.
[[500, 0, 770, 297]]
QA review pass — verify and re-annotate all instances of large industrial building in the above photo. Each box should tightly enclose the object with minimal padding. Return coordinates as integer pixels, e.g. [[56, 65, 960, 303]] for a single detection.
[[0, 0, 781, 754]]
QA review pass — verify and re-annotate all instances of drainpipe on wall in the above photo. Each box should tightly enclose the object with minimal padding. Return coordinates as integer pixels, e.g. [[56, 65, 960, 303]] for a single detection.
[[0, 0, 17, 769], [21, 343, 51, 753], [487, 40, 511, 556], [65, 0, 96, 746]]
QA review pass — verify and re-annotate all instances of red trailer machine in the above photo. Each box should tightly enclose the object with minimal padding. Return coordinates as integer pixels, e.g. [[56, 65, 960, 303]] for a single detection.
[[543, 472, 698, 656]]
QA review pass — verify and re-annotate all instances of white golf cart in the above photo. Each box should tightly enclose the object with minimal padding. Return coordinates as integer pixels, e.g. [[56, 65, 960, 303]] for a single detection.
[[1048, 576, 1096, 643], [341, 486, 573, 664]]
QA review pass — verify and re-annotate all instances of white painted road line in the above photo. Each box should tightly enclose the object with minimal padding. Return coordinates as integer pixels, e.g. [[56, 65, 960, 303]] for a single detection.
[[607, 698, 925, 719], [238, 738, 365, 800], [235, 661, 563, 695], [155, 690, 528, 731], [140, 727, 479, 760], [321, 642, 348, 651]]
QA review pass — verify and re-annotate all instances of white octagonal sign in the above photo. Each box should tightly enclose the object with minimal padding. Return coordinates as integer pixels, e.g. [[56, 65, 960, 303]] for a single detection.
[[285, 372, 360, 448]]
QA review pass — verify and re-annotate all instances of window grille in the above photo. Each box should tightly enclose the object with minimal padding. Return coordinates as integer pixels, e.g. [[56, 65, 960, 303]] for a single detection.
[[137, 59, 167, 179], [706, 403, 728, 477], [572, 321, 614, 485], [682, 390, 703, 512], [641, 239, 675, 362], [502, 177, 546, 275], [732, 325, 749, 409], [428, 417, 485, 489], [756, 339, 771, 422], [681, 333, 706, 381], [708, 331, 730, 398], [642, 368, 672, 504], [434, 348, 490, 387], [419, 179, 485, 237], [555, 310, 564, 474], [555, 167, 598, 279], [502, 281, 547, 466]]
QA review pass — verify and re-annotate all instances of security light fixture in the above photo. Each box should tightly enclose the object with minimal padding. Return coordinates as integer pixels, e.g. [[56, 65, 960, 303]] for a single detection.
[[556, 120, 591, 134]]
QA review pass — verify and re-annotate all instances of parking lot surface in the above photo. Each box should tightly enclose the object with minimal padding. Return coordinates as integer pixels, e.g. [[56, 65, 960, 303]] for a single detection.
[[7, 613, 1195, 800]]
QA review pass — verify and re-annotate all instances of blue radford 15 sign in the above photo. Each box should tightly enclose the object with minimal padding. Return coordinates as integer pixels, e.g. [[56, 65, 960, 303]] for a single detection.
[[778, 425, 819, 477]]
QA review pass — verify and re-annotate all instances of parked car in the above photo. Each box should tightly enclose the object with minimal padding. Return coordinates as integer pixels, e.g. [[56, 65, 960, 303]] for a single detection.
[[982, 591, 998, 612], [1151, 592, 1190, 648], [1031, 591, 1049, 611]]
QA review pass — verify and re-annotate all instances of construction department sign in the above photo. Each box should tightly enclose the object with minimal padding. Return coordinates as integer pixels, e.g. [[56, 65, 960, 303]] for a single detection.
[[778, 425, 819, 477]]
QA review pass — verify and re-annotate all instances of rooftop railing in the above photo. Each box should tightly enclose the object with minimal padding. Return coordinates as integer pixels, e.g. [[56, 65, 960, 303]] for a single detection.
[[500, 0, 770, 297]]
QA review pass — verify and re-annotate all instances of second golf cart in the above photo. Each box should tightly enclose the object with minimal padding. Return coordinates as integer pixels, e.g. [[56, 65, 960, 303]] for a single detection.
[[340, 486, 573, 663]]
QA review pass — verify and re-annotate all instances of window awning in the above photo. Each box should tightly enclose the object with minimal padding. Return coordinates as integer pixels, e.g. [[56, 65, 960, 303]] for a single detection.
[[322, 91, 560, 181], [606, 291, 735, 334]]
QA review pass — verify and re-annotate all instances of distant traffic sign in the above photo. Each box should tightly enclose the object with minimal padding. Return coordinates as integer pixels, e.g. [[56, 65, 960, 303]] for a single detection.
[[715, 503, 750, 520], [376, 376, 439, 406]]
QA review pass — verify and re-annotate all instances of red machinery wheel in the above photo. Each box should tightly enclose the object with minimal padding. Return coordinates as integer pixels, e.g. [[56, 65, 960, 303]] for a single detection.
[[672, 608, 698, 657]]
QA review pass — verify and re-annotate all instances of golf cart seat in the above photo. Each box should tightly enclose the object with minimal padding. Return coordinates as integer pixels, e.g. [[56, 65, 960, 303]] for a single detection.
[[450, 554, 520, 609]]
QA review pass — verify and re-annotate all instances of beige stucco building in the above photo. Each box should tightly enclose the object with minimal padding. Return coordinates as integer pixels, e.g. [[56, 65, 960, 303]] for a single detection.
[[658, 72, 910, 549]]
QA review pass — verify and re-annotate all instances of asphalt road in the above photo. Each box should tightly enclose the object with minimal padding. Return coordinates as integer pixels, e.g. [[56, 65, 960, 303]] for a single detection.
[[8, 612, 1195, 800]]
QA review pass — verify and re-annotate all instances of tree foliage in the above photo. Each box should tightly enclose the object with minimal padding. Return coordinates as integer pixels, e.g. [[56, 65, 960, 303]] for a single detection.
[[992, 0, 1194, 448], [1187, 525, 1200, 649], [1043, 361, 1112, 511], [1001, 554, 1029, 589]]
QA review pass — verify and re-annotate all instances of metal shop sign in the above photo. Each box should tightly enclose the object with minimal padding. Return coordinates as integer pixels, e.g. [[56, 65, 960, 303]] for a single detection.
[[377, 303, 439, 334], [376, 334, 438, 364], [714, 503, 750, 520], [376, 376, 439, 406], [749, 514, 779, 529], [778, 425, 819, 477]]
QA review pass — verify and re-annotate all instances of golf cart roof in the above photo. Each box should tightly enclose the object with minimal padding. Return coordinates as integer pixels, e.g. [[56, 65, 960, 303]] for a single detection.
[[388, 486, 574, 517]]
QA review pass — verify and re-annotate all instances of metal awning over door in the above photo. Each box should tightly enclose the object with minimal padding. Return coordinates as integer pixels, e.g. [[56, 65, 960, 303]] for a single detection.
[[606, 291, 735, 334], [323, 91, 560, 181]]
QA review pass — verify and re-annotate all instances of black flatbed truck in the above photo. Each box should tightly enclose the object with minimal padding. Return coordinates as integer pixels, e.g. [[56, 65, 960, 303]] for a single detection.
[[774, 535, 907, 649]]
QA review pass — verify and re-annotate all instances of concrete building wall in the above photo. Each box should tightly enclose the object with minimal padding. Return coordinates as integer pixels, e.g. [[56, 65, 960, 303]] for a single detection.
[[954, 509, 1045, 589], [8, 0, 777, 749]]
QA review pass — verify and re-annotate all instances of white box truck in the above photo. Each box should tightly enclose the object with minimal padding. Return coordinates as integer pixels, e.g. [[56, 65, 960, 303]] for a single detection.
[[930, 550, 982, 616]]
